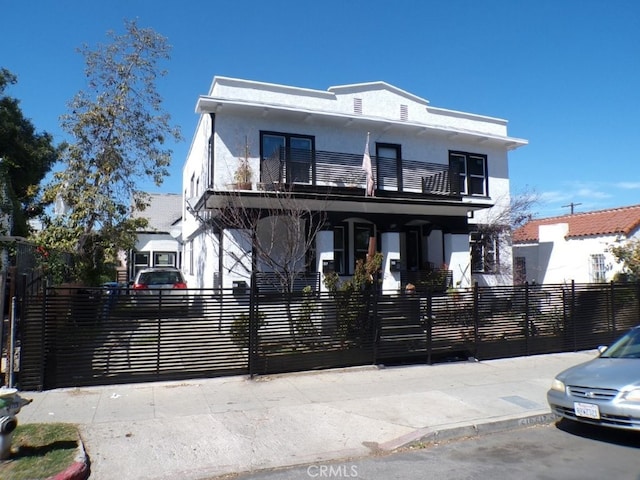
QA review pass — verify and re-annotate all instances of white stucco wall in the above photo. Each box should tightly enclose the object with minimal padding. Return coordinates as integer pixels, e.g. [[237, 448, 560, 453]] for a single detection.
[[316, 230, 333, 293], [222, 228, 252, 289], [207, 77, 514, 139], [445, 233, 472, 288], [184, 229, 219, 289], [381, 231, 401, 292]]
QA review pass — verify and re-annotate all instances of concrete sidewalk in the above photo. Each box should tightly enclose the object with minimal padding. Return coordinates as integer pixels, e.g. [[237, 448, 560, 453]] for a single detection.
[[18, 351, 596, 480]]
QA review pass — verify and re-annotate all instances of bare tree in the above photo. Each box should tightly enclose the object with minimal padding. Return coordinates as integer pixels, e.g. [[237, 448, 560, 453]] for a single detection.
[[469, 187, 540, 281], [214, 183, 327, 293]]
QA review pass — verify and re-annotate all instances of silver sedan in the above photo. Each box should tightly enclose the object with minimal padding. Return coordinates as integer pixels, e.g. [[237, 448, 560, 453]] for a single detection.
[[547, 325, 640, 431]]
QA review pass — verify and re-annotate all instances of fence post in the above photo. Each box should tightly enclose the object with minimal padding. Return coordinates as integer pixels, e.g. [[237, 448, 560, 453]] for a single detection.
[[610, 281, 616, 337], [8, 296, 18, 388], [473, 282, 479, 359], [37, 282, 48, 391], [524, 281, 530, 356], [637, 281, 640, 328], [426, 291, 433, 365], [248, 272, 258, 377], [371, 285, 379, 365], [156, 290, 162, 379], [571, 280, 576, 351]]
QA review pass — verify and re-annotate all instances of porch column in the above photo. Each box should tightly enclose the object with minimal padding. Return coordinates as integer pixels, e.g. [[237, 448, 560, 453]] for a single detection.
[[316, 230, 333, 293], [222, 228, 253, 289], [381, 231, 401, 293], [444, 233, 470, 289]]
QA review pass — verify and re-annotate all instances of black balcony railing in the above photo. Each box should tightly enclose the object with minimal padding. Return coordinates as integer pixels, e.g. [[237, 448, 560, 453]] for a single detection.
[[260, 148, 460, 197]]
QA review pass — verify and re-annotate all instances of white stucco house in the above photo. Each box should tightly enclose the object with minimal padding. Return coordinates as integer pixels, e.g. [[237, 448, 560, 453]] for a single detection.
[[512, 204, 640, 284], [181, 76, 527, 293], [128, 192, 183, 281]]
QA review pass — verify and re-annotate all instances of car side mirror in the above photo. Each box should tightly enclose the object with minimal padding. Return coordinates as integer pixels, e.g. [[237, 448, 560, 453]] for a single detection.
[[597, 345, 608, 355]]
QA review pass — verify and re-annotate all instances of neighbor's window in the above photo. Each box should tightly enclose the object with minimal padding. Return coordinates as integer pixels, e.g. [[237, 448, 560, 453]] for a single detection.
[[471, 231, 499, 274], [154, 252, 176, 267], [449, 151, 488, 196], [133, 251, 150, 276], [514, 256, 527, 284], [590, 254, 607, 283]]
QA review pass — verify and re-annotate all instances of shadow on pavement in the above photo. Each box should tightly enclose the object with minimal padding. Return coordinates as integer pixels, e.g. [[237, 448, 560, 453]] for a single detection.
[[555, 418, 640, 449]]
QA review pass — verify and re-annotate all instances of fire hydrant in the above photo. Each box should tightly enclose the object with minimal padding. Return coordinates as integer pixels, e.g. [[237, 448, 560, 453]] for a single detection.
[[0, 388, 32, 460]]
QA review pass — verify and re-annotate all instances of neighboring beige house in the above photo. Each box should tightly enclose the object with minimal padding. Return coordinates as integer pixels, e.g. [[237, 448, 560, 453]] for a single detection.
[[512, 204, 640, 284], [128, 193, 183, 281], [181, 76, 527, 292]]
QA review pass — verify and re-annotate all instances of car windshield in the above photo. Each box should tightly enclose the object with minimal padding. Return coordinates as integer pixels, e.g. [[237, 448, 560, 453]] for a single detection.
[[600, 328, 640, 359], [138, 271, 182, 285]]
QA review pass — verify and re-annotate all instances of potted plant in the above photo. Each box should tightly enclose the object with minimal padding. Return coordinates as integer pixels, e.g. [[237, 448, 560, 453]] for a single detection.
[[232, 137, 253, 190]]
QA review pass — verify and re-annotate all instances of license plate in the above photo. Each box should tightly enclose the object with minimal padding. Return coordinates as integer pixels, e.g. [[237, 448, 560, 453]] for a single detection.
[[574, 402, 600, 419]]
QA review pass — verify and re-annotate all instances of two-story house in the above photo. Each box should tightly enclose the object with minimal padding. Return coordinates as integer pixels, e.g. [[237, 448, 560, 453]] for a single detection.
[[513, 204, 640, 284], [181, 76, 527, 292]]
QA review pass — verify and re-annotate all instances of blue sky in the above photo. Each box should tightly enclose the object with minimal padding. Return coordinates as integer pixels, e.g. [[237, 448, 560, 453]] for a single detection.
[[2, 0, 639, 219]]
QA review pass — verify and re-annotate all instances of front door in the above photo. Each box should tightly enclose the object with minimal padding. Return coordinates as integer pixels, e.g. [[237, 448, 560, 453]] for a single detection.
[[404, 228, 421, 271]]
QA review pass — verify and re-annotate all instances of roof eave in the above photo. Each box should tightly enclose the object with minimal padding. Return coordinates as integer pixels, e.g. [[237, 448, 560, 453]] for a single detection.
[[195, 97, 528, 150]]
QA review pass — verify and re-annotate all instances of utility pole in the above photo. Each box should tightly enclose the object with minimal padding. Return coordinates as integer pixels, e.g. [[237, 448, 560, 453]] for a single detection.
[[562, 202, 582, 215]]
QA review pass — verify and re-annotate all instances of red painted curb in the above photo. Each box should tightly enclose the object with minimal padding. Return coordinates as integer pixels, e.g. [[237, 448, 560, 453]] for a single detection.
[[47, 460, 89, 480], [46, 436, 89, 480]]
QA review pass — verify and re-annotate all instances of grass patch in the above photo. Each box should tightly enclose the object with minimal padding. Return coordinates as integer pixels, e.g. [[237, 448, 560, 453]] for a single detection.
[[0, 423, 80, 480]]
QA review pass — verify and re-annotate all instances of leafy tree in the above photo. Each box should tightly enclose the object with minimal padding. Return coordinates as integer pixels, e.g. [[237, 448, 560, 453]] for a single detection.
[[39, 20, 182, 284], [610, 238, 640, 281], [0, 68, 61, 237]]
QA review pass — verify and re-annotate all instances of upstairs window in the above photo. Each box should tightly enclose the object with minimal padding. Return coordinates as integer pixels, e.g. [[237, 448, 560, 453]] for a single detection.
[[471, 231, 499, 274], [261, 132, 314, 184], [449, 151, 488, 196]]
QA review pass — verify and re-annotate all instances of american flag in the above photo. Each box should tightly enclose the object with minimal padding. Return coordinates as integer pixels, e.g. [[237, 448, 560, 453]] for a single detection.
[[361, 132, 374, 196]]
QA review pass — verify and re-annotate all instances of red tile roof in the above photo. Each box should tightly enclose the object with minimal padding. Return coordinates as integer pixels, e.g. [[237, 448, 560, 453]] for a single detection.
[[513, 204, 640, 243]]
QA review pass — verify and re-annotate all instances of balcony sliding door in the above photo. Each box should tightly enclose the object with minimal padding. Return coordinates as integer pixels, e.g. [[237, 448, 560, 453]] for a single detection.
[[261, 132, 314, 185], [376, 144, 401, 192]]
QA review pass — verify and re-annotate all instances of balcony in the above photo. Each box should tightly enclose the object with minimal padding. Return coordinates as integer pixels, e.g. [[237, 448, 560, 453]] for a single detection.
[[259, 148, 463, 198]]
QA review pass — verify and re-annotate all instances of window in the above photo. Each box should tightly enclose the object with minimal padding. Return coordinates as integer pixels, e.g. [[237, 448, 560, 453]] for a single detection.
[[590, 254, 606, 283], [449, 151, 488, 196], [514, 256, 526, 284], [376, 144, 400, 191], [354, 224, 373, 265], [261, 132, 314, 184], [154, 252, 176, 267], [133, 251, 150, 276], [333, 222, 376, 275], [333, 226, 346, 275], [471, 231, 499, 274]]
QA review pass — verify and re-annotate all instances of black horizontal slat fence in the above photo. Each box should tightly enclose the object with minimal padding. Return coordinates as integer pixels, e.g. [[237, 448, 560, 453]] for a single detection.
[[17, 280, 640, 390]]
